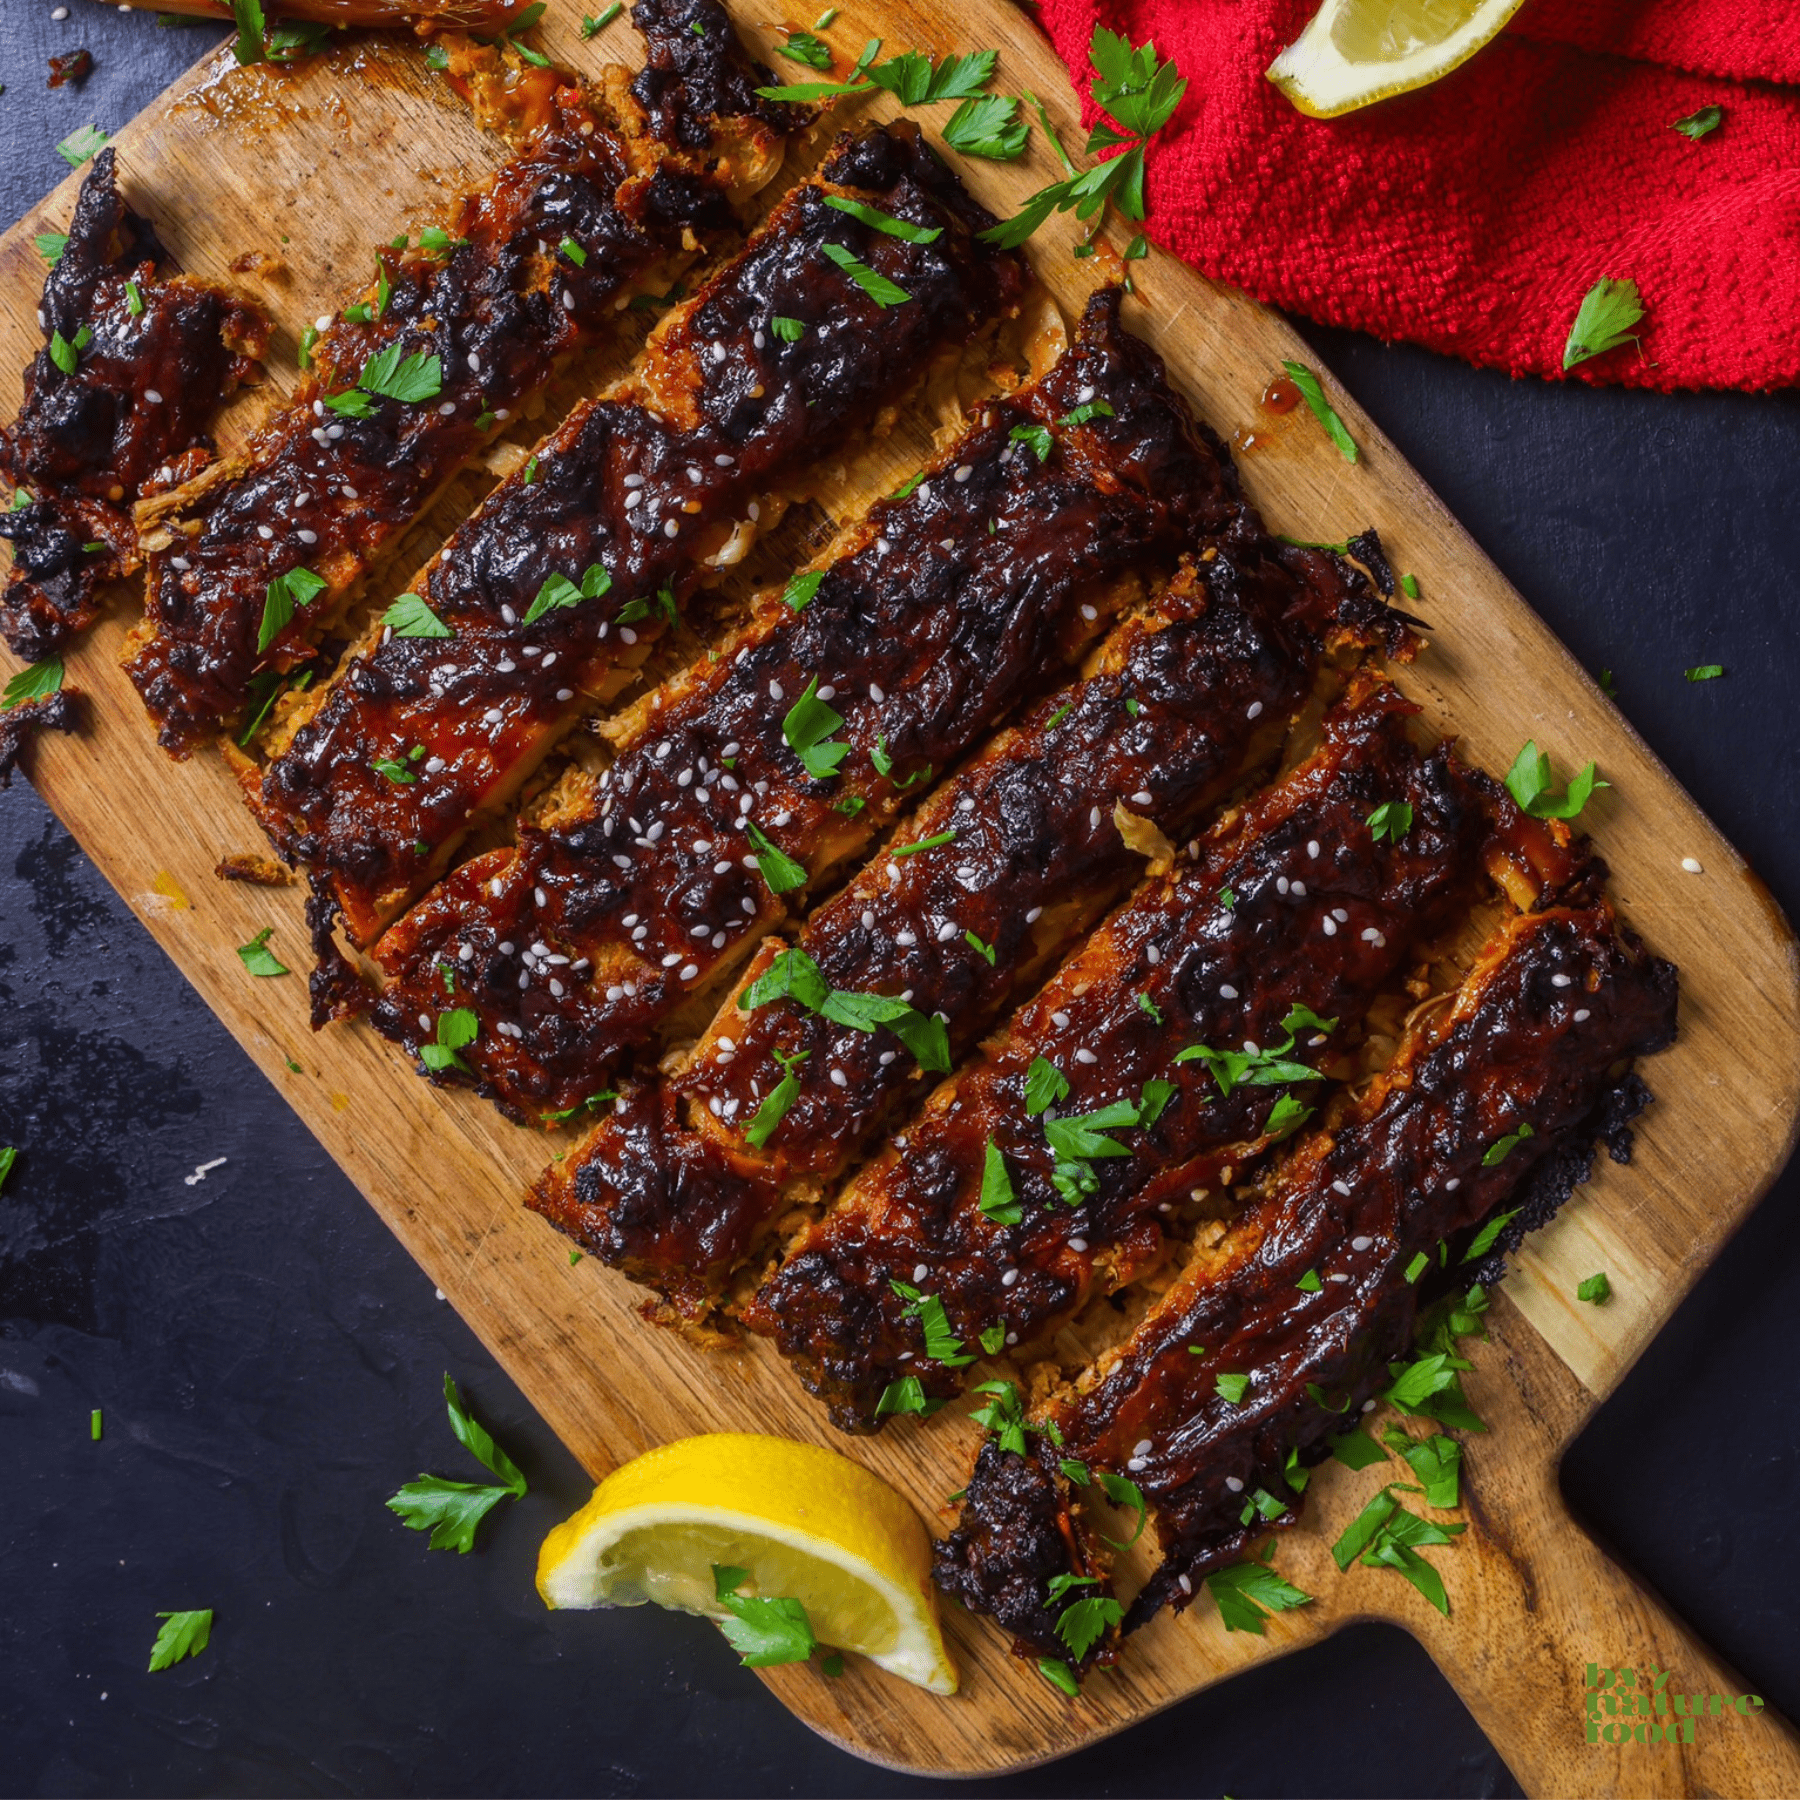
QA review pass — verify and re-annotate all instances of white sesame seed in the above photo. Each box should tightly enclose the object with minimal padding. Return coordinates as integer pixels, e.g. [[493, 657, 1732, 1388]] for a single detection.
[[500, 604, 517, 626], [954, 464, 973, 483], [490, 880, 505, 898], [418, 1012, 432, 1032], [1069, 1237, 1088, 1253], [457, 943, 473, 962], [769, 680, 783, 700], [1574, 1008, 1591, 1022], [1080, 604, 1098, 622], [1351, 1235, 1373, 1251], [1277, 876, 1290, 895], [1246, 700, 1263, 720], [869, 683, 885, 703], [623, 473, 644, 489], [1074, 1048, 1098, 1064], [937, 922, 958, 942], [534, 887, 547, 907], [1307, 839, 1320, 858], [913, 1263, 929, 1283], [557, 688, 574, 702], [830, 1068, 848, 1088], [1292, 880, 1307, 897], [661, 953, 681, 967], [438, 401, 457, 416], [1682, 857, 1704, 874], [1322, 917, 1338, 936], [315, 314, 333, 333], [1077, 385, 1096, 404], [1331, 1179, 1351, 1195], [861, 910, 876, 929], [1089, 806, 1102, 830], [895, 931, 917, 947], [1026, 906, 1042, 923], [1001, 1269, 1019, 1288], [1219, 984, 1239, 999], [1051, 1010, 1070, 1028], [1328, 1272, 1351, 1284], [144, 388, 163, 405], [1446, 1177, 1461, 1191]]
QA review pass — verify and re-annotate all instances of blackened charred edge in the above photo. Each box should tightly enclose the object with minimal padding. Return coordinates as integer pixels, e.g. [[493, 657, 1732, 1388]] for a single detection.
[[305, 882, 372, 1028], [0, 501, 98, 663], [0, 689, 82, 787], [630, 0, 805, 146], [931, 1438, 1109, 1667]]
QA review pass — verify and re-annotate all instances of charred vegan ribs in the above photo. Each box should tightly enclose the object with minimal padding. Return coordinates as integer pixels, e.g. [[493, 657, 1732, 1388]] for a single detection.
[[124, 0, 800, 755], [527, 537, 1411, 1314], [934, 893, 1676, 1662], [0, 149, 268, 660], [254, 122, 1025, 965]]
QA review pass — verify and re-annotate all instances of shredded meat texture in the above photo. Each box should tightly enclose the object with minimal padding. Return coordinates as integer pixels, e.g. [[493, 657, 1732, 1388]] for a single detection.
[[256, 123, 1024, 960], [0, 688, 83, 787], [938, 898, 1677, 1653], [529, 530, 1411, 1317], [0, 149, 268, 660], [746, 678, 1516, 1431], [123, 0, 795, 756]]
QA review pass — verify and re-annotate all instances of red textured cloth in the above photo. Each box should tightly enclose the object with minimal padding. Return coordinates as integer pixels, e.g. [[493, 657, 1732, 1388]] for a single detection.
[[1033, 0, 1800, 388]]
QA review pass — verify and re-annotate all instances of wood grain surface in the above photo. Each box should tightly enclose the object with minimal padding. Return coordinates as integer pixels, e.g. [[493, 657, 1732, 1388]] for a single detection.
[[2, 9, 1798, 1791]]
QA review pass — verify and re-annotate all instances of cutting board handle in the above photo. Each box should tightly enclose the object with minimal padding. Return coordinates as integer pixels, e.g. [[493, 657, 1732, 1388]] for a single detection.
[[1407, 1453, 1800, 1797]]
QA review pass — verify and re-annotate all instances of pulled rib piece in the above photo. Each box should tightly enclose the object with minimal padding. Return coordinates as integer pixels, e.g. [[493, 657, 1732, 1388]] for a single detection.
[[259, 123, 1023, 960], [747, 678, 1515, 1431], [0, 686, 83, 787], [0, 149, 268, 659], [124, 0, 796, 755], [935, 897, 1677, 1659], [530, 539, 1410, 1315]]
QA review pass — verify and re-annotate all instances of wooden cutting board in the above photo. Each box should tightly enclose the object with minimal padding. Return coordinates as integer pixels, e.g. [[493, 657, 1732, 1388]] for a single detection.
[[3, 11, 1798, 1793]]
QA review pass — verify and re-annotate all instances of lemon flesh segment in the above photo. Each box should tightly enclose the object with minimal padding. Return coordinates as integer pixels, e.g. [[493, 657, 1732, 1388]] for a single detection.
[[536, 1433, 958, 1695], [1268, 0, 1529, 118]]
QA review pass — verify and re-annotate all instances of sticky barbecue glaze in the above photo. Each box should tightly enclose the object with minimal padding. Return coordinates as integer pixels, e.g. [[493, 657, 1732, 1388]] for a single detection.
[[0, 150, 267, 659], [530, 535, 1411, 1314], [748, 680, 1506, 1430], [124, 0, 793, 754], [262, 123, 1025, 956], [935, 900, 1677, 1656]]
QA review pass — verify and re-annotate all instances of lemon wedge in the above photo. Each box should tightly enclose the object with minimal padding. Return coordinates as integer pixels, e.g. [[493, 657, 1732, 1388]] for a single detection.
[[536, 1432, 958, 1694], [1267, 0, 1528, 119]]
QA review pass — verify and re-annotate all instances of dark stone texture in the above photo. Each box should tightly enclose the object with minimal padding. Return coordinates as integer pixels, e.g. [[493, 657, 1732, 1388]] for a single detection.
[[1, 12, 1796, 1797]]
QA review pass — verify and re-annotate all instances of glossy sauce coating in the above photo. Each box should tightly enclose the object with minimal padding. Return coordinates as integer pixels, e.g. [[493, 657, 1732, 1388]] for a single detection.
[[530, 532, 1408, 1312], [125, 0, 787, 754], [0, 149, 267, 659], [936, 902, 1678, 1648], [373, 284, 1237, 1114], [750, 680, 1500, 1431], [264, 124, 1024, 951]]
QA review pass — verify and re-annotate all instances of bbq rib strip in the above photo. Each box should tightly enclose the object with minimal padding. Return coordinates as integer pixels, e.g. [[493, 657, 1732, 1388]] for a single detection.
[[256, 123, 1024, 966], [366, 285, 1233, 1108], [123, 0, 798, 755], [0, 149, 268, 660], [744, 678, 1526, 1431], [528, 536, 1411, 1315], [934, 894, 1677, 1661]]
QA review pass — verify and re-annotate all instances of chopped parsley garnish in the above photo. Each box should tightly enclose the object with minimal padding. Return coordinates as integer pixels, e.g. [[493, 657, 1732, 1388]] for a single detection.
[[1577, 1271, 1612, 1305], [147, 1609, 213, 1672], [1503, 741, 1606, 820], [943, 95, 1030, 161], [779, 29, 833, 68], [979, 1322, 1006, 1354], [385, 1372, 527, 1552], [759, 44, 996, 105], [1125, 232, 1148, 260], [782, 677, 850, 779], [980, 29, 1185, 249], [1264, 1092, 1313, 1140], [1214, 1371, 1249, 1404], [91, 1408, 102, 1440], [373, 754, 418, 784], [523, 561, 610, 625], [821, 242, 911, 309], [236, 927, 289, 977], [1038, 1657, 1081, 1697], [889, 1279, 974, 1367], [1563, 277, 1645, 371], [361, 342, 443, 403], [1023, 1055, 1070, 1116], [1672, 104, 1722, 141], [1010, 422, 1054, 463], [1330, 1486, 1465, 1614], [823, 195, 943, 244], [874, 1374, 943, 1418], [743, 1046, 807, 1148], [1044, 701, 1073, 731], [1391, 1430, 1461, 1508], [1281, 360, 1358, 463], [890, 828, 955, 856], [383, 592, 452, 638], [969, 1378, 1029, 1453], [2, 657, 64, 710], [745, 820, 807, 894], [1684, 663, 1724, 682], [558, 235, 587, 267], [1327, 1427, 1386, 1470], [56, 125, 110, 169], [1479, 1121, 1534, 1169], [1205, 1555, 1311, 1635], [1219, 886, 1236, 910], [1058, 399, 1115, 428], [256, 565, 327, 654], [1366, 799, 1412, 843], [813, 6, 838, 24], [1296, 1268, 1321, 1292], [1174, 1003, 1337, 1097], [781, 569, 823, 612], [34, 232, 69, 263], [1050, 1574, 1123, 1660], [1095, 1469, 1147, 1549], [48, 326, 91, 376], [740, 945, 949, 1071], [770, 315, 806, 343], [1136, 991, 1162, 1024], [978, 1137, 1021, 1224], [417, 227, 467, 255], [125, 278, 145, 317], [419, 1007, 478, 1073], [711, 1565, 819, 1666], [580, 2, 622, 34], [1400, 572, 1420, 599], [965, 929, 997, 965], [1404, 1250, 1430, 1283]]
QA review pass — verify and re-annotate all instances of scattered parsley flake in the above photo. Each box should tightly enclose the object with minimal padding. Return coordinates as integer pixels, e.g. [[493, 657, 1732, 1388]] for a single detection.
[[1672, 105, 1722, 141], [1684, 664, 1724, 682], [712, 1566, 819, 1666], [745, 820, 807, 894], [57, 125, 110, 168], [770, 315, 806, 343], [965, 928, 997, 965], [978, 1137, 1021, 1224], [383, 593, 452, 638], [1563, 278, 1645, 372], [256, 566, 327, 654], [1010, 422, 1053, 463], [523, 561, 610, 625], [3, 658, 64, 711], [743, 1048, 806, 1148], [1024, 1056, 1070, 1116], [1366, 799, 1412, 843], [148, 1609, 212, 1672], [558, 235, 588, 267], [1479, 1123, 1535, 1170], [1404, 1250, 1430, 1283], [874, 1374, 943, 1418], [782, 677, 850, 779], [1327, 1427, 1386, 1470], [236, 927, 289, 977], [1577, 1271, 1612, 1305], [1214, 1371, 1250, 1404], [35, 232, 69, 264], [779, 29, 833, 68], [781, 569, 823, 612], [891, 828, 955, 857], [1282, 360, 1358, 463], [943, 94, 1029, 161], [1504, 741, 1607, 820], [419, 1007, 478, 1074], [580, 2, 622, 33], [1037, 1657, 1081, 1697], [821, 242, 911, 308]]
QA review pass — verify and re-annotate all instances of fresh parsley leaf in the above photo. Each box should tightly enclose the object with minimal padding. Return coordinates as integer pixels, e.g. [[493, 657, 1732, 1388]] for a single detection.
[[823, 195, 943, 244], [441, 1371, 525, 1494], [965, 930, 997, 966], [147, 1609, 213, 1671], [48, 330, 80, 377], [1563, 277, 1645, 371], [822, 242, 911, 308], [1045, 1098, 1140, 1167], [1577, 1271, 1612, 1305], [1264, 1092, 1313, 1140], [1400, 572, 1420, 599], [745, 821, 807, 894], [741, 946, 949, 1072], [891, 828, 955, 856], [969, 1379, 1028, 1454], [1056, 1591, 1124, 1660], [1366, 799, 1412, 843], [2, 657, 64, 711], [979, 1137, 1021, 1224], [1405, 1250, 1430, 1283], [813, 6, 838, 24], [1214, 1371, 1249, 1404], [386, 1374, 525, 1552], [1038, 1657, 1081, 1697], [236, 926, 288, 977], [1503, 741, 1607, 820], [1684, 663, 1724, 682], [943, 94, 1028, 161], [1059, 399, 1115, 428], [357, 343, 443, 404], [1672, 104, 1722, 141], [581, 2, 622, 35], [57, 125, 110, 168], [1327, 1427, 1386, 1470], [558, 235, 588, 267], [779, 29, 833, 68], [1024, 1056, 1070, 1116], [383, 592, 452, 638], [1296, 1268, 1322, 1293], [34, 232, 69, 264], [256, 566, 328, 654], [782, 677, 850, 779], [1281, 360, 1358, 462], [1219, 886, 1236, 910], [420, 1006, 478, 1073], [711, 1566, 819, 1666], [1398, 1433, 1461, 1508], [373, 755, 417, 785], [770, 315, 806, 344], [1205, 1559, 1311, 1635], [1010, 422, 1053, 463], [1479, 1123, 1534, 1169], [1136, 1077, 1174, 1128], [1096, 1470, 1147, 1549], [875, 1374, 943, 1418], [1136, 991, 1162, 1025], [781, 569, 823, 613], [743, 1049, 806, 1148], [523, 562, 610, 625], [890, 1280, 974, 1367]]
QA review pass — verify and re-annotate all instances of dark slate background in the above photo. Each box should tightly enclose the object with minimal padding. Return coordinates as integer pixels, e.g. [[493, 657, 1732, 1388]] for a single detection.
[[2, 10, 1796, 1798]]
